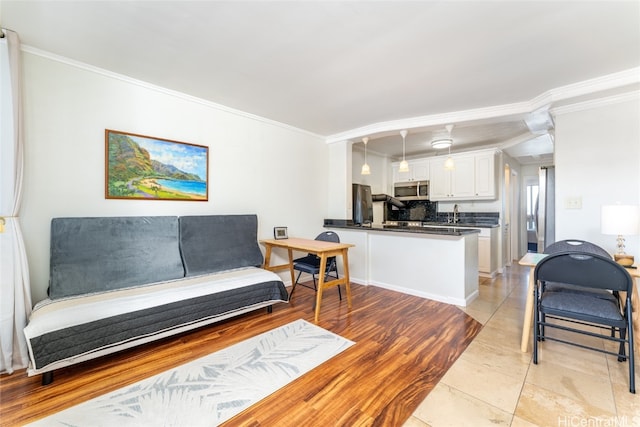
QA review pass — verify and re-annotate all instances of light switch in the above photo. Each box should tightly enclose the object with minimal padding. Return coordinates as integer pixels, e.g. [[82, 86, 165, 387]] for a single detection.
[[565, 196, 582, 209]]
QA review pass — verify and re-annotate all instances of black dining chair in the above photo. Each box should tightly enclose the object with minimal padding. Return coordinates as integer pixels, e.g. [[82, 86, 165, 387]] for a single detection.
[[542, 239, 617, 297], [290, 231, 342, 300], [533, 251, 635, 393], [543, 239, 611, 258]]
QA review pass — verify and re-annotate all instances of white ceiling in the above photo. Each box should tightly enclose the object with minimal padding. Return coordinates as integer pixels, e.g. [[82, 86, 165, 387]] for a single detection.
[[2, 1, 639, 164]]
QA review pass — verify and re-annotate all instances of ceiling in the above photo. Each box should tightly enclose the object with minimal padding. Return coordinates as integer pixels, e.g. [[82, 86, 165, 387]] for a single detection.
[[2, 1, 639, 164]]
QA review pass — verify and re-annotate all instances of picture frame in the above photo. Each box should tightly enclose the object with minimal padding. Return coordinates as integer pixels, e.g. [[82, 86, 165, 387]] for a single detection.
[[273, 227, 288, 240], [105, 129, 208, 201]]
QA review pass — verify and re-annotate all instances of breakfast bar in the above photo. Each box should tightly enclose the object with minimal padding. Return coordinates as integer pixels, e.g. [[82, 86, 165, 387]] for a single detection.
[[324, 222, 480, 307]]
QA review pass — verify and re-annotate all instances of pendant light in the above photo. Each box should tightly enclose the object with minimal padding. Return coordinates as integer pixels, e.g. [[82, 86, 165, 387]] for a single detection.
[[399, 130, 409, 172], [361, 137, 371, 175], [444, 145, 455, 170], [443, 125, 455, 170]]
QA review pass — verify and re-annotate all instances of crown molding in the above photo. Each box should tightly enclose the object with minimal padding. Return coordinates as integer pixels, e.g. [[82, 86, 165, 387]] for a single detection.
[[551, 90, 640, 116], [326, 102, 532, 144], [21, 45, 324, 140], [326, 67, 640, 144]]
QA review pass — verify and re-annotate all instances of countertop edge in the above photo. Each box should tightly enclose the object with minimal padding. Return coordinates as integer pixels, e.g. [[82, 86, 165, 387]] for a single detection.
[[325, 224, 481, 236]]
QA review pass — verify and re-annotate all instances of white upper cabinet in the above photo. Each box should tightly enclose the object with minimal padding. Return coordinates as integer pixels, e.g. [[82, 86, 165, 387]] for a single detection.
[[392, 159, 429, 182], [428, 150, 496, 201], [429, 155, 474, 200], [473, 152, 496, 198]]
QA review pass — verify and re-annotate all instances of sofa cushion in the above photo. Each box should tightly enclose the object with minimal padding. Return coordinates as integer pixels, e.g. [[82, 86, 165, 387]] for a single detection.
[[179, 215, 264, 276], [49, 217, 185, 299]]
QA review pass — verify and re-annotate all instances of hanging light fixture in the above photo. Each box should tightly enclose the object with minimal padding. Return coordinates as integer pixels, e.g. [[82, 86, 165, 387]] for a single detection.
[[361, 137, 371, 175], [431, 124, 453, 149], [399, 130, 409, 172], [444, 145, 455, 170], [443, 125, 455, 170]]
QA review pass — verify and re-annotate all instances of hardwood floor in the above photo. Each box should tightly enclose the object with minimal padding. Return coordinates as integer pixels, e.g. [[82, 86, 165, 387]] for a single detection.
[[0, 282, 482, 426]]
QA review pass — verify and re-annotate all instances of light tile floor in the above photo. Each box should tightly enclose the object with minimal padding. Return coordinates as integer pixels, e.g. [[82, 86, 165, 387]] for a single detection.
[[404, 263, 639, 427]]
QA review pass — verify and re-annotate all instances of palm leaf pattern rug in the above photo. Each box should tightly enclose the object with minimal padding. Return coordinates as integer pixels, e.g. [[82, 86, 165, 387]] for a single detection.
[[29, 319, 354, 426]]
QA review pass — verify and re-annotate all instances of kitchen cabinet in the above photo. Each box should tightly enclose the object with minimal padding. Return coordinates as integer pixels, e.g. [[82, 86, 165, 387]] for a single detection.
[[429, 155, 475, 200], [473, 153, 496, 198], [478, 227, 499, 277], [429, 151, 496, 201], [392, 159, 429, 183], [420, 224, 499, 277], [478, 233, 491, 274]]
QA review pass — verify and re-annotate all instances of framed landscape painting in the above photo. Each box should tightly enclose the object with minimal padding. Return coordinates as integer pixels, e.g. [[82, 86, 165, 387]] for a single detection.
[[105, 129, 208, 201]]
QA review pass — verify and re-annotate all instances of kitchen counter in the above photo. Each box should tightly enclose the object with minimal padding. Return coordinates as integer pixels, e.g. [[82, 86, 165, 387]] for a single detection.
[[324, 220, 479, 307], [422, 222, 500, 229], [327, 223, 481, 236]]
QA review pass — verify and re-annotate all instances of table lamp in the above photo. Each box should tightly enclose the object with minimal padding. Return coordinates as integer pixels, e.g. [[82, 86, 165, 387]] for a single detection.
[[601, 204, 640, 266]]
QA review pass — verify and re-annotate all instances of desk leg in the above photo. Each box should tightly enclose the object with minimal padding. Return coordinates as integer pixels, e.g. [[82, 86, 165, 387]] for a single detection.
[[287, 248, 295, 289], [520, 266, 535, 352], [342, 248, 352, 308], [263, 245, 273, 269], [314, 254, 328, 323]]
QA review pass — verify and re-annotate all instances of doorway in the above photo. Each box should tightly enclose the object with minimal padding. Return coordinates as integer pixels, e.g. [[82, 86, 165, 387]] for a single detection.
[[503, 164, 522, 265], [503, 164, 511, 267], [526, 178, 539, 252], [510, 169, 520, 261]]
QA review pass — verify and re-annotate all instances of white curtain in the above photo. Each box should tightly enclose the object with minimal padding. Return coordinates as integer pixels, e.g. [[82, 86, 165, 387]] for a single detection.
[[0, 29, 32, 374]]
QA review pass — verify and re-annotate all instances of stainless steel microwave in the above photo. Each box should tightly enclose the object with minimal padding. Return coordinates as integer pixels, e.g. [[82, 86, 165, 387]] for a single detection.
[[394, 180, 429, 201]]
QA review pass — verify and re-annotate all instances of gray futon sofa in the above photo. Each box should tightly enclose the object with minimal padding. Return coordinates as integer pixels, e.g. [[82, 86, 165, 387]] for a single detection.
[[24, 214, 288, 384]]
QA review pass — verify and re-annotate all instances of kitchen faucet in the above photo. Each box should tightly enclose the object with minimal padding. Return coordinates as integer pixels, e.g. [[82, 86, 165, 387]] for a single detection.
[[453, 204, 459, 224]]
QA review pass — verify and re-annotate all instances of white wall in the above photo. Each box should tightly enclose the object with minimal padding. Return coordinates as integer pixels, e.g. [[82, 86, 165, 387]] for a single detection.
[[553, 95, 640, 256], [21, 51, 329, 303]]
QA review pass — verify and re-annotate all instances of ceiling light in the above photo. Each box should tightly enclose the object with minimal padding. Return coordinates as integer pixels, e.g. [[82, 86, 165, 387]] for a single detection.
[[399, 130, 409, 172], [431, 138, 452, 149], [361, 137, 371, 175], [432, 124, 454, 149]]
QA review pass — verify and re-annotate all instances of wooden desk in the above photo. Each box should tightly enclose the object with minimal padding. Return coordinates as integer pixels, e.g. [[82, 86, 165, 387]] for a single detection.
[[261, 238, 355, 322], [519, 253, 640, 354]]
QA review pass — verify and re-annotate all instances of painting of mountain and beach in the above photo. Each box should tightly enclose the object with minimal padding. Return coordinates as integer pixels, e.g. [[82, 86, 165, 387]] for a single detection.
[[105, 130, 208, 201]]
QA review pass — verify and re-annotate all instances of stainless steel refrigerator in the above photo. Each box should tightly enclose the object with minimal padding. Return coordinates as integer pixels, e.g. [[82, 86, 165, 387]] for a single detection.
[[352, 183, 373, 225], [536, 166, 555, 252]]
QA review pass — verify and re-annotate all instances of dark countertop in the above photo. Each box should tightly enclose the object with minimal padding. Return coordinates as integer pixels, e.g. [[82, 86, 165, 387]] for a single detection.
[[325, 222, 480, 236], [422, 222, 500, 229]]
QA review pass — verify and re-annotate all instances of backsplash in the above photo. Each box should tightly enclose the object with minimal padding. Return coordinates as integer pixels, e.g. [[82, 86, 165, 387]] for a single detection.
[[435, 211, 500, 225], [384, 201, 438, 222], [384, 200, 499, 225]]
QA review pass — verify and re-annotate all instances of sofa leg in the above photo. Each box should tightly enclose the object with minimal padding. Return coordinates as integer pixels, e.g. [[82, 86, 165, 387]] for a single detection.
[[42, 371, 54, 386], [267, 305, 273, 314]]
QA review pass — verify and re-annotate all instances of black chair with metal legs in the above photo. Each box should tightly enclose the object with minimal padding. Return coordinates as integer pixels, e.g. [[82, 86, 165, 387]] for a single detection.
[[542, 239, 616, 304], [543, 239, 611, 258], [540, 240, 620, 339], [290, 231, 342, 300], [533, 251, 635, 393]]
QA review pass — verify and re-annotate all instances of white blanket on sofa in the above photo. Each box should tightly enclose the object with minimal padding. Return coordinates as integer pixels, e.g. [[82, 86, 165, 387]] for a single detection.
[[24, 267, 284, 374]]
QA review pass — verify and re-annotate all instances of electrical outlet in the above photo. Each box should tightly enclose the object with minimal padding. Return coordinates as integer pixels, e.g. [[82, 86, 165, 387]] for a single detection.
[[565, 196, 582, 209]]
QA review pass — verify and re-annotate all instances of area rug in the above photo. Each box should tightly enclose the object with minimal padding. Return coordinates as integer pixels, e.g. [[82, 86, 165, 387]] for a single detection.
[[29, 319, 354, 427]]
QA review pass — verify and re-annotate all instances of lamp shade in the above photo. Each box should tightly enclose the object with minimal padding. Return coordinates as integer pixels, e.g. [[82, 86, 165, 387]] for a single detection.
[[444, 156, 455, 170], [601, 205, 640, 235]]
